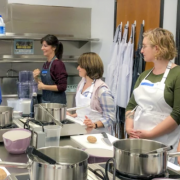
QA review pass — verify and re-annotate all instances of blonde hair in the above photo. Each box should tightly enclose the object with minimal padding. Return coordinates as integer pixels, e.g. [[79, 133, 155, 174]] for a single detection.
[[78, 52, 104, 79], [143, 28, 177, 60]]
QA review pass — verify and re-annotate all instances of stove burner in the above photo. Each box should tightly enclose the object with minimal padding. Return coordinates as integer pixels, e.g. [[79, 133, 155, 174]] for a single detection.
[[61, 119, 74, 124], [99, 163, 180, 180], [0, 123, 18, 129], [115, 171, 165, 180], [29, 119, 56, 126]]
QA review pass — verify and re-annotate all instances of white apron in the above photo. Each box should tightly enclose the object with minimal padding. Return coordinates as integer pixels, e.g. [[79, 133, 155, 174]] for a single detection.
[[106, 24, 122, 95], [113, 25, 128, 104], [116, 24, 135, 107], [133, 61, 180, 162], [75, 80, 109, 133]]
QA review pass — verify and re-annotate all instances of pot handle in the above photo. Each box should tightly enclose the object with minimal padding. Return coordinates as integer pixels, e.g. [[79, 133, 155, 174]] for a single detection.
[[105, 158, 116, 180], [168, 152, 180, 157], [0, 161, 29, 169]]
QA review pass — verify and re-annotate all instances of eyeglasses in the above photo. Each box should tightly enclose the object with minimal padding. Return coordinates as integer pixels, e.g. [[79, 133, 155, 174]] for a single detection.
[[142, 44, 153, 49]]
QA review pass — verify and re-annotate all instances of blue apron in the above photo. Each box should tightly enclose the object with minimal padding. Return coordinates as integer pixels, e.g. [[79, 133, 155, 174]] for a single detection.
[[41, 56, 66, 104]]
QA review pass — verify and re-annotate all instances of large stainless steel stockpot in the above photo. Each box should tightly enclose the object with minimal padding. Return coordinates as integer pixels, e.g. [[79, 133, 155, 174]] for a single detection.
[[0, 106, 13, 126], [34, 103, 66, 123], [105, 139, 180, 180], [0, 146, 89, 180]]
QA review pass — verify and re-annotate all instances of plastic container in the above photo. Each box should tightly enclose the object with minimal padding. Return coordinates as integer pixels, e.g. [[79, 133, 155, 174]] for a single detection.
[[16, 99, 31, 116], [7, 98, 18, 111], [44, 125, 61, 147], [29, 81, 38, 97], [19, 71, 33, 83], [18, 82, 30, 99], [30, 92, 38, 118], [0, 15, 5, 36]]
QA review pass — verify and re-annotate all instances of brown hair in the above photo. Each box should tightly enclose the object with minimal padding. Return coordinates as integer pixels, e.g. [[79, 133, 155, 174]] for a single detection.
[[143, 28, 177, 60], [78, 52, 104, 79]]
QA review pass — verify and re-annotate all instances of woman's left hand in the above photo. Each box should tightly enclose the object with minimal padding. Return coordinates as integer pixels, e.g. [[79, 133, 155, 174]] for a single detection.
[[83, 116, 95, 128], [134, 130, 152, 139], [38, 81, 45, 90]]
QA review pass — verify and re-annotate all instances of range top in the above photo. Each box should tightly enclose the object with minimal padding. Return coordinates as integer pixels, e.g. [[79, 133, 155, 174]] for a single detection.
[[13, 117, 87, 137], [0, 123, 18, 129], [6, 169, 101, 180], [97, 163, 180, 180]]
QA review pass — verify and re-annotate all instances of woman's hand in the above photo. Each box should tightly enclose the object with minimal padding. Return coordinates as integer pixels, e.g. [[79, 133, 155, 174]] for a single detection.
[[38, 81, 45, 90], [83, 116, 95, 128], [66, 112, 77, 118], [33, 69, 41, 78], [133, 130, 153, 139]]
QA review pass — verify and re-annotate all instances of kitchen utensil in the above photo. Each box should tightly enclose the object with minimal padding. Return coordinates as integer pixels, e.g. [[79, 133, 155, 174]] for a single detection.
[[34, 103, 66, 124], [44, 125, 61, 146], [16, 99, 31, 116], [12, 111, 22, 118], [0, 106, 13, 127], [71, 133, 117, 150], [19, 71, 33, 83], [0, 146, 89, 180], [144, 145, 173, 154], [101, 132, 112, 146], [37, 104, 63, 127], [3, 129, 31, 154], [26, 146, 57, 164], [7, 99, 18, 111], [85, 148, 113, 164], [105, 139, 180, 180], [17, 82, 30, 99]]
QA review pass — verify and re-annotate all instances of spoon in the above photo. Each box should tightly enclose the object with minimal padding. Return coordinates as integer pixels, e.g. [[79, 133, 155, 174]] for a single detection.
[[26, 146, 57, 164]]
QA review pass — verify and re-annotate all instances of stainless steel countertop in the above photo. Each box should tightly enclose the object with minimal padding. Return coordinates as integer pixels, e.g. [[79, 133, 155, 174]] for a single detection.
[[0, 128, 101, 175]]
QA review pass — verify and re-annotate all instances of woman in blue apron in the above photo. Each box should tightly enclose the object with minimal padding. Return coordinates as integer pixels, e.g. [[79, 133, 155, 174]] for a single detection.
[[33, 34, 67, 104], [67, 52, 115, 134], [125, 28, 180, 163]]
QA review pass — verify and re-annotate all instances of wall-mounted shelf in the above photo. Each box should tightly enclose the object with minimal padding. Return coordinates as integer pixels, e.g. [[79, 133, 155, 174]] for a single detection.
[[0, 33, 99, 48], [0, 33, 99, 42], [0, 55, 79, 63]]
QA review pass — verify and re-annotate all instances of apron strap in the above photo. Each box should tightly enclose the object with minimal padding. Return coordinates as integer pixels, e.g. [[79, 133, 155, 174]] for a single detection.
[[161, 61, 172, 84], [144, 68, 153, 80], [122, 25, 128, 43], [129, 24, 135, 44], [49, 56, 57, 70], [117, 24, 122, 43], [138, 24, 144, 50]]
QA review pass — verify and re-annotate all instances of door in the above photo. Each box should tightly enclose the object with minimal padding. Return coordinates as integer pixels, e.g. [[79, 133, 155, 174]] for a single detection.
[[116, 0, 164, 70]]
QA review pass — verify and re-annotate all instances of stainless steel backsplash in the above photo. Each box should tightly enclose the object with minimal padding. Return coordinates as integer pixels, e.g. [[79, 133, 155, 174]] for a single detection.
[[0, 1, 91, 107]]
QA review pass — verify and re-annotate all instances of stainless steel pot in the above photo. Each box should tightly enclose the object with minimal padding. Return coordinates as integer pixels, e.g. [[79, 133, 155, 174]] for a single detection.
[[0, 146, 89, 180], [105, 139, 180, 180], [0, 106, 13, 126], [34, 103, 66, 123]]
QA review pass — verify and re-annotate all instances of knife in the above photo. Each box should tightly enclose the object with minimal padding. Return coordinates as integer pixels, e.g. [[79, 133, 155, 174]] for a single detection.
[[101, 132, 112, 146]]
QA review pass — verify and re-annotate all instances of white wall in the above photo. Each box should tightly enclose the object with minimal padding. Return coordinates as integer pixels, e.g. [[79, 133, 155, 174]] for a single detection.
[[8, 0, 115, 77], [163, 0, 177, 38]]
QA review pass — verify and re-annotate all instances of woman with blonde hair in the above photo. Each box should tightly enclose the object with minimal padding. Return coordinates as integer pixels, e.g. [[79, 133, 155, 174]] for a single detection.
[[125, 28, 180, 162], [67, 52, 115, 133]]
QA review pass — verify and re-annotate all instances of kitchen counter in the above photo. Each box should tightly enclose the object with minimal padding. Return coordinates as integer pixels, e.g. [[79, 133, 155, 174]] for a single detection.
[[0, 128, 102, 175]]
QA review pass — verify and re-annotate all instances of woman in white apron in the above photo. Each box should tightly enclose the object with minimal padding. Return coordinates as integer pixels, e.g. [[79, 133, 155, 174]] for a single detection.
[[67, 52, 115, 134], [125, 28, 180, 163]]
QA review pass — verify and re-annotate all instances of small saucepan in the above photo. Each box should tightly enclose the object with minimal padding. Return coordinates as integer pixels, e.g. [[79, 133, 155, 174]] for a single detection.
[[105, 139, 180, 180]]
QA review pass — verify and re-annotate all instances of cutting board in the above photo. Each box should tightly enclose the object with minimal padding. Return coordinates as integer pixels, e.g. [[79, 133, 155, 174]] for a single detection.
[[70, 133, 119, 150]]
